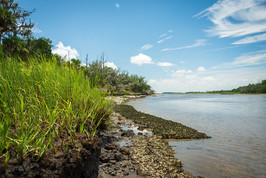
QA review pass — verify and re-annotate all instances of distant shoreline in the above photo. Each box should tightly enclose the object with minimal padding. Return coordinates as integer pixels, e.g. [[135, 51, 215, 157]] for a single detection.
[[161, 92, 266, 95]]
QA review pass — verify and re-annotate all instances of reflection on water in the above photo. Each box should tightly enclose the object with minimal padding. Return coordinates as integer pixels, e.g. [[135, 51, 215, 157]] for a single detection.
[[127, 94, 266, 178]]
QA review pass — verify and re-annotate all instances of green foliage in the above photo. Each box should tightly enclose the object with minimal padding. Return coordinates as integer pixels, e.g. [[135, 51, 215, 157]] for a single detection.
[[0, 43, 3, 60], [84, 60, 153, 95], [29, 37, 53, 58], [231, 80, 266, 94], [2, 36, 53, 60], [0, 0, 34, 41], [202, 80, 266, 94], [0, 57, 113, 162]]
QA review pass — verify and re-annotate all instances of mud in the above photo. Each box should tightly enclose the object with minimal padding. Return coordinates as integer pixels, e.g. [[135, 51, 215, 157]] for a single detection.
[[1, 136, 102, 178]]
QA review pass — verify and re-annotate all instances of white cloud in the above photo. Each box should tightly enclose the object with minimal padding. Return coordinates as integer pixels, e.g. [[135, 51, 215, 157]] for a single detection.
[[196, 0, 266, 38], [130, 53, 174, 67], [168, 29, 174, 33], [52, 41, 79, 60], [162, 39, 207, 51], [105, 62, 118, 70], [232, 33, 266, 44], [115, 3, 120, 8], [130, 53, 153, 66], [157, 36, 173, 44], [140, 44, 153, 51], [157, 62, 174, 67], [197, 66, 206, 72], [172, 69, 193, 77]]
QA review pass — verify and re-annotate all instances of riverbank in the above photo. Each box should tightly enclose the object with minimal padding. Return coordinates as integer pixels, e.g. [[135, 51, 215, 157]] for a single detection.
[[98, 95, 209, 177], [98, 111, 197, 177], [0, 94, 207, 177]]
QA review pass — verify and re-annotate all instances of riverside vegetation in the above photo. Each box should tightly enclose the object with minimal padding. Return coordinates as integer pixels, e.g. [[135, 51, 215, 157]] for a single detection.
[[0, 52, 153, 176], [1, 1, 208, 177], [0, 1, 153, 176]]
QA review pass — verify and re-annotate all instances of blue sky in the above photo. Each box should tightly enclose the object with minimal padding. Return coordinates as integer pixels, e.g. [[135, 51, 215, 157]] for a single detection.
[[20, 0, 266, 92]]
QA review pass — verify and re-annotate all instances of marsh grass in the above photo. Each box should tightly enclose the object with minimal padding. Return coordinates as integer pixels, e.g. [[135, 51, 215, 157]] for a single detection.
[[0, 57, 113, 163]]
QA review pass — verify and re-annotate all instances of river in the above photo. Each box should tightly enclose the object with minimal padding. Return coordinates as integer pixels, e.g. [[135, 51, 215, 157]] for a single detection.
[[127, 94, 266, 178]]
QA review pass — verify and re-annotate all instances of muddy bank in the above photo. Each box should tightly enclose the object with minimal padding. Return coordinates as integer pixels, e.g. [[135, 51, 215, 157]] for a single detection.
[[114, 104, 210, 139], [1, 94, 205, 177], [0, 135, 102, 177], [98, 111, 201, 178]]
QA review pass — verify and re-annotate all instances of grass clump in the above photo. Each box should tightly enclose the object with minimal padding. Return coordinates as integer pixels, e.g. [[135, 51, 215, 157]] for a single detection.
[[114, 105, 210, 139], [0, 57, 113, 163]]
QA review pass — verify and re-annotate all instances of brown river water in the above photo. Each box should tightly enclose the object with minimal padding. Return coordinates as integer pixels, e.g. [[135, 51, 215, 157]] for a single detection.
[[127, 94, 266, 178]]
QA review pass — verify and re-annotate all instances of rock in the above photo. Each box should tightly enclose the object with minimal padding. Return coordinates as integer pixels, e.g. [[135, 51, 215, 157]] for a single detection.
[[130, 135, 190, 177], [54, 152, 64, 159], [109, 160, 117, 164], [104, 143, 119, 150], [115, 153, 123, 161], [120, 147, 130, 155], [121, 130, 135, 137], [138, 125, 145, 131], [100, 154, 109, 163]]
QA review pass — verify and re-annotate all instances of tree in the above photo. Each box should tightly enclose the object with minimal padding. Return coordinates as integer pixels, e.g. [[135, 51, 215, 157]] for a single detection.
[[71, 58, 81, 68], [29, 37, 52, 58], [0, 0, 34, 42], [0, 42, 3, 59], [2, 36, 52, 59], [2, 35, 27, 57]]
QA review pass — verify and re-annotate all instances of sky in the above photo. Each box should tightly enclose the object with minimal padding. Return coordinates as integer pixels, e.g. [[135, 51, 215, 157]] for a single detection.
[[20, 0, 266, 93]]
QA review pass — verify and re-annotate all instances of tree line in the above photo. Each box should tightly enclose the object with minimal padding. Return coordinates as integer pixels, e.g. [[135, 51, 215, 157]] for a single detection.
[[206, 80, 266, 94], [230, 80, 266, 94]]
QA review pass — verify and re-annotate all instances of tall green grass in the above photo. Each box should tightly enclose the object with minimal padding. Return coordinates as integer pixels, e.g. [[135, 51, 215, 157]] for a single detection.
[[0, 57, 113, 163]]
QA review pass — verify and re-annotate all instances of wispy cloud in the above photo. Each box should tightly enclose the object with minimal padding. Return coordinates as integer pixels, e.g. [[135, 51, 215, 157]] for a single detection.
[[159, 33, 167, 38], [140, 44, 153, 51], [232, 33, 266, 45], [157, 36, 173, 44], [52, 41, 79, 60], [162, 39, 207, 51], [230, 51, 266, 67], [159, 29, 174, 38], [115, 3, 120, 8], [214, 50, 266, 68], [207, 45, 241, 52], [195, 0, 266, 38]]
